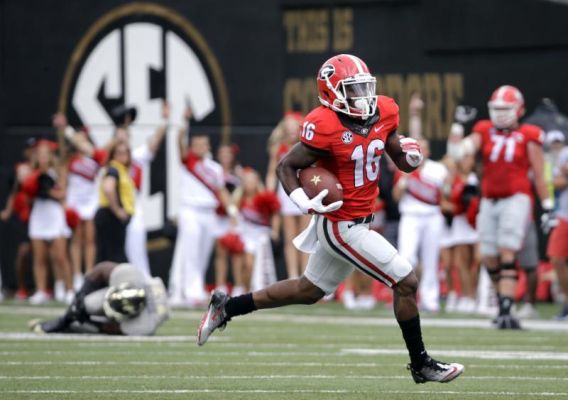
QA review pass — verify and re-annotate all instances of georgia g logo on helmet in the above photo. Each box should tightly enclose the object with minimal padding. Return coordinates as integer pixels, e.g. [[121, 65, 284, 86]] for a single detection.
[[319, 64, 336, 80], [316, 54, 378, 120]]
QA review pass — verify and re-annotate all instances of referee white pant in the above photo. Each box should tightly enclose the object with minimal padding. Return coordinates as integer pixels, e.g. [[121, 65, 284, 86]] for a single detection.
[[126, 210, 151, 277], [398, 212, 444, 312], [169, 205, 218, 302]]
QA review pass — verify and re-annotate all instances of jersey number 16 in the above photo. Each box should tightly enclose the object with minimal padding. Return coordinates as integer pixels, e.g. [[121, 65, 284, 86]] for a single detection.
[[351, 139, 384, 187]]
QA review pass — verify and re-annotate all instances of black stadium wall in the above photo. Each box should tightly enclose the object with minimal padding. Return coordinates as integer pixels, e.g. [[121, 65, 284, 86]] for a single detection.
[[1, 0, 567, 287]]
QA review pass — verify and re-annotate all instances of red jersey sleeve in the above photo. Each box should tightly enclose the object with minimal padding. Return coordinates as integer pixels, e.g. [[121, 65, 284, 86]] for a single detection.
[[377, 95, 400, 134], [471, 119, 492, 145], [523, 124, 544, 145], [299, 107, 335, 152]]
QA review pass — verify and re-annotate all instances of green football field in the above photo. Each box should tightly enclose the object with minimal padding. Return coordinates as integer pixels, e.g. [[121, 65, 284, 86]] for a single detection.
[[0, 302, 567, 400]]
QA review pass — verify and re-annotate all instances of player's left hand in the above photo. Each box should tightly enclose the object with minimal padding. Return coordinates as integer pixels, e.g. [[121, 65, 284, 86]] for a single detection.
[[541, 199, 558, 234], [400, 137, 423, 167], [541, 210, 558, 234], [290, 188, 343, 214]]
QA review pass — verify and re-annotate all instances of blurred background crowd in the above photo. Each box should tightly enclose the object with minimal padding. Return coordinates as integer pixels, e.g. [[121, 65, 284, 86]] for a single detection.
[[1, 89, 567, 324], [1, 0, 568, 326]]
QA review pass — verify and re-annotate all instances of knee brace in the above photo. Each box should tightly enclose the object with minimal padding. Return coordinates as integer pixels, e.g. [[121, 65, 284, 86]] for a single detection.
[[486, 267, 501, 283], [386, 254, 414, 285], [500, 262, 518, 281]]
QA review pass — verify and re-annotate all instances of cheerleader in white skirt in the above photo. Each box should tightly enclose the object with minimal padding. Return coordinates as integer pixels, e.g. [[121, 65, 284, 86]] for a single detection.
[[233, 168, 280, 293], [24, 140, 74, 305]]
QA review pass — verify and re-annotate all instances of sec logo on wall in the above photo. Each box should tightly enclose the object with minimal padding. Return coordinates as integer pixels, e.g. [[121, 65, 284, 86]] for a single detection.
[[58, 3, 231, 230]]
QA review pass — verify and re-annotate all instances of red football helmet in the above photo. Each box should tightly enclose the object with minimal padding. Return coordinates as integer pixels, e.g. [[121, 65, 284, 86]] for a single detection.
[[317, 54, 377, 120], [487, 85, 525, 129]]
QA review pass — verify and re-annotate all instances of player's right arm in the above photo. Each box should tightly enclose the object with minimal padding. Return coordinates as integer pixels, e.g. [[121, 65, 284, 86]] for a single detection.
[[276, 142, 342, 214], [385, 132, 423, 173], [461, 120, 486, 154]]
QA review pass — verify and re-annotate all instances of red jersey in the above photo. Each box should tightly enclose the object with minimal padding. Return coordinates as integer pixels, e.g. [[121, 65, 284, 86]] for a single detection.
[[240, 196, 270, 227], [300, 96, 399, 221], [68, 149, 106, 181], [130, 163, 143, 191], [450, 174, 466, 215], [473, 120, 543, 198]]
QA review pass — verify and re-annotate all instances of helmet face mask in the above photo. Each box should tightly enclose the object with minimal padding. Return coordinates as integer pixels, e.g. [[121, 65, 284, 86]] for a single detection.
[[487, 85, 525, 129], [103, 283, 146, 322], [317, 55, 378, 120]]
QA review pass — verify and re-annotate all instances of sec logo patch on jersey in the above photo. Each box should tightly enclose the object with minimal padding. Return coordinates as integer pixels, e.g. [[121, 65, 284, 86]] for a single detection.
[[341, 131, 353, 144]]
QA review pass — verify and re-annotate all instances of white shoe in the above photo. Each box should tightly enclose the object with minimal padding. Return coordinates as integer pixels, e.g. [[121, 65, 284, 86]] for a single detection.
[[73, 274, 84, 292], [456, 297, 476, 314], [475, 304, 498, 317], [357, 295, 376, 310], [516, 303, 539, 320], [343, 290, 358, 310], [231, 286, 245, 297], [54, 281, 65, 302], [29, 291, 51, 305], [445, 291, 458, 313], [64, 291, 75, 305]]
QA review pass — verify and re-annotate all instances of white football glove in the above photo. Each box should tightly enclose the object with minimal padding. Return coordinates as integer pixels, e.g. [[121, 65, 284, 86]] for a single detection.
[[289, 188, 343, 215], [541, 198, 558, 234], [400, 137, 423, 167]]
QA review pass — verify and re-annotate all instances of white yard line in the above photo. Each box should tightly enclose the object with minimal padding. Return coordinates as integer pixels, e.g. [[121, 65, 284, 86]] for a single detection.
[[2, 389, 567, 396], [342, 348, 568, 361], [0, 332, 229, 342], [3, 305, 568, 332], [0, 374, 566, 381], [245, 313, 568, 332], [0, 306, 568, 332], [1, 359, 568, 369]]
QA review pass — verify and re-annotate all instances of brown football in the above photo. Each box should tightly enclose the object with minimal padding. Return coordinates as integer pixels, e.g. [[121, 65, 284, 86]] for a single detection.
[[298, 166, 343, 205]]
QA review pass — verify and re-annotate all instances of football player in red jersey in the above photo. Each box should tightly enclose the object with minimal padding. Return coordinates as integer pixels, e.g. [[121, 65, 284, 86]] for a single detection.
[[197, 54, 464, 384], [462, 85, 554, 329]]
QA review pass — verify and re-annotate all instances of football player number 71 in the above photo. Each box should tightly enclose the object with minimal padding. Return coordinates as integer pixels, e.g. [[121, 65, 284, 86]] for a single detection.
[[489, 135, 516, 162]]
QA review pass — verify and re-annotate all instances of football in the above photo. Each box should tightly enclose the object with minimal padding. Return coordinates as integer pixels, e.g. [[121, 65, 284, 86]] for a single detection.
[[298, 166, 343, 205]]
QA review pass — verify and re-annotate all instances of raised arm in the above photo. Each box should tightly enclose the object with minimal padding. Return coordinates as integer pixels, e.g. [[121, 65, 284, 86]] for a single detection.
[[147, 101, 170, 156], [177, 107, 191, 164], [53, 113, 97, 158]]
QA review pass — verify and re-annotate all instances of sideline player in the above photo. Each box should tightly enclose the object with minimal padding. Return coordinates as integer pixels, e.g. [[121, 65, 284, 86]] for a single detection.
[[30, 261, 169, 335], [169, 109, 233, 306], [462, 85, 553, 329], [393, 139, 448, 313], [197, 54, 464, 384], [548, 141, 568, 319]]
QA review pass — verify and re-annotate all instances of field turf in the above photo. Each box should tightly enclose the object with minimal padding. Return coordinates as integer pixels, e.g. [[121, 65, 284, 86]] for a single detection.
[[0, 302, 567, 399]]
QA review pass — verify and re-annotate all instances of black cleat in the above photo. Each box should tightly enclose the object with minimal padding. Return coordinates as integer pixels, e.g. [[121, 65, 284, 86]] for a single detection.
[[408, 356, 464, 383], [494, 314, 522, 330]]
